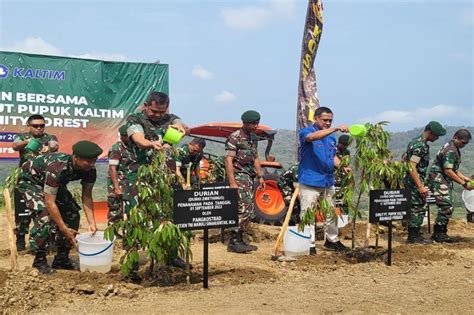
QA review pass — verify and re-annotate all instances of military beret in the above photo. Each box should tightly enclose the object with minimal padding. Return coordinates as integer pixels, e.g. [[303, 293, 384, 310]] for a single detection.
[[428, 121, 446, 136], [119, 125, 128, 136], [72, 141, 103, 158], [338, 134, 350, 145], [241, 110, 261, 123]]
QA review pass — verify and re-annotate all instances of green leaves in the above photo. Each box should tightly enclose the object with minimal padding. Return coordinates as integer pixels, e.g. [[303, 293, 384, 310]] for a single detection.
[[104, 150, 192, 277], [339, 121, 409, 247]]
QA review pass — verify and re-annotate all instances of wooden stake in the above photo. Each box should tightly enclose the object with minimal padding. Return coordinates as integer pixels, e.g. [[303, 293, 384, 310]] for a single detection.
[[271, 185, 299, 260], [364, 206, 371, 248], [4, 189, 19, 270]]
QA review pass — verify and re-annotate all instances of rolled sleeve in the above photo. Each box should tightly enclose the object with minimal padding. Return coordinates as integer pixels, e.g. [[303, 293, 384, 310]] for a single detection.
[[43, 184, 58, 195], [127, 124, 144, 137], [109, 159, 119, 166]]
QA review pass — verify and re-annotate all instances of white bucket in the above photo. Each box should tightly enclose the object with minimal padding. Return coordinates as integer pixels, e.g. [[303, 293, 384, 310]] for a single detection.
[[76, 231, 114, 273], [462, 190, 474, 213], [283, 226, 312, 256]]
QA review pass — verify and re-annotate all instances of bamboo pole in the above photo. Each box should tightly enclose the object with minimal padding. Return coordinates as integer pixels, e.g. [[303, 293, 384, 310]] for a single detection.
[[4, 189, 19, 270]]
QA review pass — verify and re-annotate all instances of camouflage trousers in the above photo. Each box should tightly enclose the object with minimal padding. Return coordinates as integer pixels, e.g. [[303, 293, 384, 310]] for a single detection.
[[107, 196, 124, 224], [123, 173, 138, 216], [429, 172, 453, 226], [407, 183, 427, 228], [234, 172, 255, 233], [19, 186, 80, 252]]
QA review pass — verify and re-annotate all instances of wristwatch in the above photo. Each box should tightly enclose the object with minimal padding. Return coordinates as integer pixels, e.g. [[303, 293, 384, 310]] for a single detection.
[[463, 181, 469, 188]]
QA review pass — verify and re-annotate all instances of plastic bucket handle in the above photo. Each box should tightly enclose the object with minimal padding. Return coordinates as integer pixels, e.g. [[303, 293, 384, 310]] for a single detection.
[[289, 228, 311, 239], [78, 242, 113, 257]]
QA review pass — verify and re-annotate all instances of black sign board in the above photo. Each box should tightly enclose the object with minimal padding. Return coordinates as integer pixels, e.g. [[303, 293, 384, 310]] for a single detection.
[[14, 189, 28, 221], [425, 187, 436, 204], [173, 184, 238, 289], [369, 189, 411, 224], [173, 184, 238, 230]]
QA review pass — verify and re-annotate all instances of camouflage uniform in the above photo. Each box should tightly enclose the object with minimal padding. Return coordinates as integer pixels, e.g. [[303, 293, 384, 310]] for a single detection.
[[13, 132, 58, 236], [17, 153, 96, 252], [225, 129, 258, 232], [172, 143, 203, 188], [123, 111, 181, 214], [335, 147, 350, 214], [107, 141, 129, 223], [429, 141, 461, 226], [402, 135, 430, 228]]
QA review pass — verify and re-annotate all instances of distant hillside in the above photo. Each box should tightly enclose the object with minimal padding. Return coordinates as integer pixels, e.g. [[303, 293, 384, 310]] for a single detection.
[[1, 126, 473, 210]]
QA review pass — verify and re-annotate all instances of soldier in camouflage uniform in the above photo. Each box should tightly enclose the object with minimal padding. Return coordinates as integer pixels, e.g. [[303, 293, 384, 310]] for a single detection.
[[107, 125, 129, 224], [334, 135, 351, 215], [173, 138, 206, 190], [124, 91, 188, 216], [17, 141, 102, 274], [124, 91, 188, 272], [429, 129, 473, 243], [12, 114, 59, 251], [402, 121, 445, 244], [225, 110, 265, 253]]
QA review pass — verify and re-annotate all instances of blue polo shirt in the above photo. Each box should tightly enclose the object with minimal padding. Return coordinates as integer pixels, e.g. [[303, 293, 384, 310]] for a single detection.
[[298, 125, 337, 188]]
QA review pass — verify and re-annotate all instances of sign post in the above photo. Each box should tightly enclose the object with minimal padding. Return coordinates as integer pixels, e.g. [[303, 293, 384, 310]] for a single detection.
[[369, 189, 411, 266], [173, 184, 238, 288]]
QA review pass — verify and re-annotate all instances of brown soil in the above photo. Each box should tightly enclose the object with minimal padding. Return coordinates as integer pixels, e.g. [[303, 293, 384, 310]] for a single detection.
[[1, 215, 474, 314]]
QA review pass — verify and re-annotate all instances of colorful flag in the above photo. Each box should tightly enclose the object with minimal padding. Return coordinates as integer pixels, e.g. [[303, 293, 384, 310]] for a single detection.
[[297, 0, 324, 130]]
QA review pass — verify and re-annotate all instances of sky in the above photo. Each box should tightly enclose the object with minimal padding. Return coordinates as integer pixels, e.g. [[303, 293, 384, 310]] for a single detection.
[[0, 0, 472, 131]]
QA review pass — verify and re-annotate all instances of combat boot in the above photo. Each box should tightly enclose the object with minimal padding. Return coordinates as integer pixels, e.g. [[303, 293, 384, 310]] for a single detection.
[[238, 232, 258, 251], [227, 231, 250, 253], [32, 251, 56, 274], [16, 234, 26, 251], [52, 248, 78, 270], [406, 227, 432, 245], [431, 224, 458, 243]]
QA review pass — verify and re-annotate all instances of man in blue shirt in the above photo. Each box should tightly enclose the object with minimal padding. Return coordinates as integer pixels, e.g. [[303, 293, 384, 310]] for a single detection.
[[299, 107, 350, 253]]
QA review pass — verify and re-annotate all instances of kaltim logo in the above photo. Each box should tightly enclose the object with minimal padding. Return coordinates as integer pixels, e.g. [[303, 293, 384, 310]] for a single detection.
[[0, 65, 9, 79]]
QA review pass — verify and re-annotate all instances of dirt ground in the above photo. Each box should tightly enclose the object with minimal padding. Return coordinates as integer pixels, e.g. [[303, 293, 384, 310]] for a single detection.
[[1, 216, 474, 314]]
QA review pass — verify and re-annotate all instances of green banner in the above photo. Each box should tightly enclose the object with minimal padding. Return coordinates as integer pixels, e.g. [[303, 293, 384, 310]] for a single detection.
[[0, 51, 168, 159]]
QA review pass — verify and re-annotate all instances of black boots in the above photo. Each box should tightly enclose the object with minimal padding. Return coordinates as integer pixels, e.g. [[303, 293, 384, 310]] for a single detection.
[[16, 234, 26, 251], [227, 231, 257, 253], [32, 251, 56, 274], [406, 227, 432, 245], [52, 248, 78, 270], [431, 224, 459, 243]]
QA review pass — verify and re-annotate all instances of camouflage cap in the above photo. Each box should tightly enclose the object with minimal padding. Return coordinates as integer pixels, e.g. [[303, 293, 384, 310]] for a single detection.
[[72, 141, 103, 158], [338, 134, 350, 145], [119, 125, 128, 136], [428, 121, 446, 136], [241, 110, 261, 123]]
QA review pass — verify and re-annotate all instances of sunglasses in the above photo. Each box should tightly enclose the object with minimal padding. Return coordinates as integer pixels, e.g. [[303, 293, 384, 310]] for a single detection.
[[322, 119, 333, 123], [29, 124, 45, 129]]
